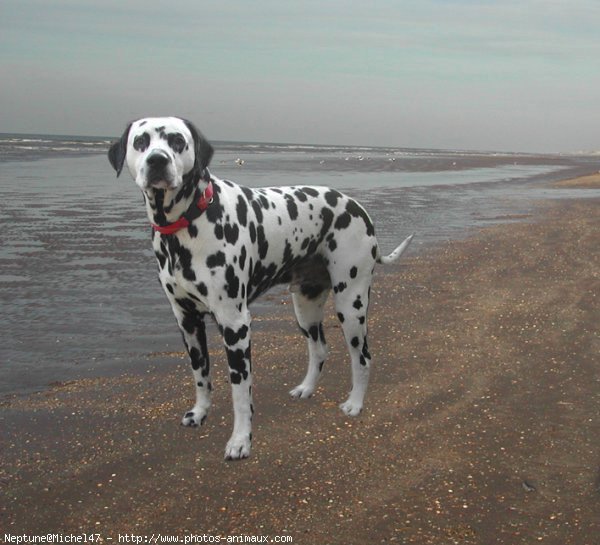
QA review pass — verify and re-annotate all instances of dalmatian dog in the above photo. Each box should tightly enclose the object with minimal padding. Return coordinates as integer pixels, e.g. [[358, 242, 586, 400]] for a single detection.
[[108, 117, 413, 460]]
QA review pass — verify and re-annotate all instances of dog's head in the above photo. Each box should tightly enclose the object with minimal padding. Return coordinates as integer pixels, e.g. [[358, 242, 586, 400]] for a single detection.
[[108, 117, 214, 191]]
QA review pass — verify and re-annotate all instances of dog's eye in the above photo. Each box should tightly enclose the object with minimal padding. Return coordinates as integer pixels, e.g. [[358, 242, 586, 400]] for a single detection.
[[133, 133, 150, 152], [168, 133, 187, 154]]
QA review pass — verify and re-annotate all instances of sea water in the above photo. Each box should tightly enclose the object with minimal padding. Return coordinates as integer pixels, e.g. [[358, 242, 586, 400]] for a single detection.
[[1, 134, 598, 395]]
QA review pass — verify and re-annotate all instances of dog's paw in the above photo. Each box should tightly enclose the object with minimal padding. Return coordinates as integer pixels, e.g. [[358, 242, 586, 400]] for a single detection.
[[339, 400, 362, 417], [181, 409, 208, 428], [289, 384, 315, 399], [224, 436, 252, 461]]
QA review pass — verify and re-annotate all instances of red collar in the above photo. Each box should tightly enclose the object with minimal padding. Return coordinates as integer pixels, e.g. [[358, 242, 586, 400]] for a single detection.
[[151, 181, 214, 235]]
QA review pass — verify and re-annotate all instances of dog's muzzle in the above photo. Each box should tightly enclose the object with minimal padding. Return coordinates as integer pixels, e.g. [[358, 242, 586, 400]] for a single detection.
[[145, 150, 173, 188]]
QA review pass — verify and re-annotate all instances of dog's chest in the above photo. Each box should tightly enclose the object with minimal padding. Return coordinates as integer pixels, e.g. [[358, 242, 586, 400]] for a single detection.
[[153, 233, 204, 299]]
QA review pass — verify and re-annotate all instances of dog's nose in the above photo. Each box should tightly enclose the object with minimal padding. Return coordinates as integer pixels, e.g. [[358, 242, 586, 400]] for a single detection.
[[146, 150, 171, 168]]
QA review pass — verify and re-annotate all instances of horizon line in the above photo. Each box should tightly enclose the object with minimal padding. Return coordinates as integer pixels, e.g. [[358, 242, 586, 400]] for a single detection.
[[0, 131, 593, 157]]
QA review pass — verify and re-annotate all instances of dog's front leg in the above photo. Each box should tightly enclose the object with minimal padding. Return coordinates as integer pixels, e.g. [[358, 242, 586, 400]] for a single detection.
[[217, 310, 253, 460], [171, 304, 212, 428]]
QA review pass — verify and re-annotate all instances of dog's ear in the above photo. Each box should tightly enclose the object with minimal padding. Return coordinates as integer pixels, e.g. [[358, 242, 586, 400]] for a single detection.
[[184, 119, 214, 173], [108, 122, 132, 177]]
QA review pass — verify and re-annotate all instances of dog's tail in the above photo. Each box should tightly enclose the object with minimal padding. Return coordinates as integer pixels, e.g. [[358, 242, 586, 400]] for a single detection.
[[376, 233, 415, 265]]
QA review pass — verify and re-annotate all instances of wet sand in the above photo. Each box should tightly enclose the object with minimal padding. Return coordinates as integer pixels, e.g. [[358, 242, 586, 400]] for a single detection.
[[1, 181, 599, 544], [553, 172, 600, 188]]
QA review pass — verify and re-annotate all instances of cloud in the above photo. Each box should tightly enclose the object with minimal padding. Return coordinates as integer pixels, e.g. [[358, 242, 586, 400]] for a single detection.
[[1, 0, 599, 151]]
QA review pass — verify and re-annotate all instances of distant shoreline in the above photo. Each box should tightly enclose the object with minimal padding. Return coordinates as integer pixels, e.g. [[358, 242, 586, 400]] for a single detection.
[[1, 131, 599, 159]]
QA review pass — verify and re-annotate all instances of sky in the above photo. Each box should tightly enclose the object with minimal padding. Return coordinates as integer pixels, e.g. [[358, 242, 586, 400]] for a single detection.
[[1, 0, 599, 152]]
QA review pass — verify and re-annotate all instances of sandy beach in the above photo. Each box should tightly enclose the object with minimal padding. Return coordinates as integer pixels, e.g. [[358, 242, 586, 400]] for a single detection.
[[1, 180, 598, 544]]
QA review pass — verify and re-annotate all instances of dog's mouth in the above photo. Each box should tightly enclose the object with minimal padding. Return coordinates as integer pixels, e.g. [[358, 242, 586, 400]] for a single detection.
[[148, 177, 172, 189], [146, 170, 175, 189], [143, 151, 177, 189]]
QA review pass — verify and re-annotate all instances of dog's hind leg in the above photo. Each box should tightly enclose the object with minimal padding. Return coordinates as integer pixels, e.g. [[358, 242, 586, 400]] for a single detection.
[[334, 281, 373, 417], [289, 288, 330, 399]]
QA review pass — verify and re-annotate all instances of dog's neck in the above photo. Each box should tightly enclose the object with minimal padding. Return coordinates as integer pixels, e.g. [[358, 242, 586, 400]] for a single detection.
[[142, 171, 209, 227]]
